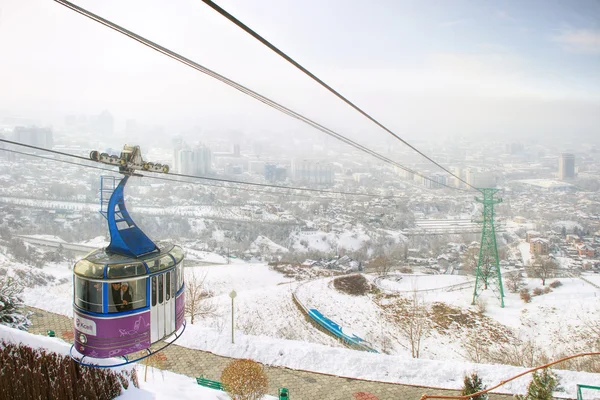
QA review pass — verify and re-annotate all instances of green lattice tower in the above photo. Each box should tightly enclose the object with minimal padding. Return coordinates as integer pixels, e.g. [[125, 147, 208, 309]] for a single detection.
[[472, 188, 505, 308]]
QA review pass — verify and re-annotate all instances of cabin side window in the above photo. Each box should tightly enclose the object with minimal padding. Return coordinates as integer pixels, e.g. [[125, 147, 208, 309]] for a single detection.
[[159, 255, 175, 270], [108, 279, 147, 313], [74, 277, 103, 313], [177, 262, 184, 292]]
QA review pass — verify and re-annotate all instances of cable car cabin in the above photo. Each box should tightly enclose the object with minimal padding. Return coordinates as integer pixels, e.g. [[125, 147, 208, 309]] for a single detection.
[[73, 242, 184, 359]]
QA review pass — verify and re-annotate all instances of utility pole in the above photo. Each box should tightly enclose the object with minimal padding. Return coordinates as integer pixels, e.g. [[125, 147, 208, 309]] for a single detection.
[[472, 188, 505, 307], [229, 290, 237, 343]]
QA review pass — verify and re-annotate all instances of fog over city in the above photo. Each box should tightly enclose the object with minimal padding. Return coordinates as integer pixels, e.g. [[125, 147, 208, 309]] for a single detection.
[[1, 0, 599, 144], [1, 1, 600, 399]]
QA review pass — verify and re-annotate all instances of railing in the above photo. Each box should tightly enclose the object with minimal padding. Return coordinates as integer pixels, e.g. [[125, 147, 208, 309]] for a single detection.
[[577, 384, 600, 400]]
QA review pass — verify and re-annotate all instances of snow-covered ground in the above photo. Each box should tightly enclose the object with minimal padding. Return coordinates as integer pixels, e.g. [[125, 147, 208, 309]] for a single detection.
[[374, 274, 471, 292], [6, 245, 600, 398], [0, 325, 275, 400], [518, 242, 532, 265]]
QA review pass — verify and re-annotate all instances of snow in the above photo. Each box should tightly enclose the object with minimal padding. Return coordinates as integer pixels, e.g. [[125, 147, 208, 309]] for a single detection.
[[78, 236, 109, 247], [552, 220, 583, 232], [19, 234, 66, 243], [518, 242, 532, 265], [249, 236, 289, 254], [11, 258, 600, 398], [374, 274, 471, 292], [0, 325, 275, 400], [177, 323, 600, 398]]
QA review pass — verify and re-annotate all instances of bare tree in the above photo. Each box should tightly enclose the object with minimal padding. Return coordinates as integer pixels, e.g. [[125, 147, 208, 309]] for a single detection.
[[369, 255, 393, 276], [461, 246, 479, 275], [528, 256, 558, 286], [505, 270, 525, 293], [397, 291, 430, 358], [184, 270, 216, 324]]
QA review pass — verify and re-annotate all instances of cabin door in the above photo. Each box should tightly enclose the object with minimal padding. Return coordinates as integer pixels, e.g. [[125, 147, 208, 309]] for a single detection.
[[150, 271, 176, 343]]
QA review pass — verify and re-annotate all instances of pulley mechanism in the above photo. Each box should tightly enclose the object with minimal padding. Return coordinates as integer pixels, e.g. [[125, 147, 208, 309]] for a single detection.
[[90, 144, 169, 175]]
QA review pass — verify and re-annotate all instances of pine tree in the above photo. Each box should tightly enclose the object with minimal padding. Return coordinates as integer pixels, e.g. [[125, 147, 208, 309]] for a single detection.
[[515, 369, 560, 400], [461, 372, 488, 400]]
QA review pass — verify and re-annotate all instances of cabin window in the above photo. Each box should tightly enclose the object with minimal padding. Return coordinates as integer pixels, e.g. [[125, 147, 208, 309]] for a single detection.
[[107, 263, 146, 279], [172, 270, 176, 297], [74, 277, 103, 313], [152, 276, 157, 306], [108, 279, 147, 313], [158, 274, 164, 304], [170, 246, 184, 263], [166, 272, 171, 301], [74, 260, 104, 279], [159, 255, 175, 271], [148, 259, 160, 273], [177, 262, 184, 291]]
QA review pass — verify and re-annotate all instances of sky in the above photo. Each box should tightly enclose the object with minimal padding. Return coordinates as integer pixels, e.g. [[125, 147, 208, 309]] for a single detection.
[[0, 0, 599, 142]]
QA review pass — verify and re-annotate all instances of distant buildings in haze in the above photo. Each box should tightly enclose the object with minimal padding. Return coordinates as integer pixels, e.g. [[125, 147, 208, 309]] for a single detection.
[[558, 153, 575, 180]]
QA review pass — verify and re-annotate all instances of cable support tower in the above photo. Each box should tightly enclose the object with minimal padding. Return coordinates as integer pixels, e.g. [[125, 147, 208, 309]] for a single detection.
[[53, 0, 466, 193], [472, 188, 505, 308], [200, 0, 476, 191], [0, 141, 433, 200]]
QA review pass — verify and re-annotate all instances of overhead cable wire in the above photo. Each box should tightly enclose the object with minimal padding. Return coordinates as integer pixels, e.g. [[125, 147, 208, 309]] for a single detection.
[[0, 140, 403, 198], [200, 0, 477, 191], [52, 0, 465, 193], [0, 147, 311, 198]]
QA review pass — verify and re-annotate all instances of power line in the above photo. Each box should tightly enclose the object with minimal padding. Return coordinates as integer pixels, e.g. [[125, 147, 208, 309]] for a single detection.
[[52, 0, 466, 193], [0, 140, 407, 199], [200, 0, 477, 191]]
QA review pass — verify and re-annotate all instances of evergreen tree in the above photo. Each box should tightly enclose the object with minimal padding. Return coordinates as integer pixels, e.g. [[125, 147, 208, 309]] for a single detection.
[[461, 372, 488, 400], [515, 369, 560, 400]]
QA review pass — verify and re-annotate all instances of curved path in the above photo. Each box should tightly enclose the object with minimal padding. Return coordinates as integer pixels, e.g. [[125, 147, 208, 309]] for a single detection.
[[25, 307, 513, 400]]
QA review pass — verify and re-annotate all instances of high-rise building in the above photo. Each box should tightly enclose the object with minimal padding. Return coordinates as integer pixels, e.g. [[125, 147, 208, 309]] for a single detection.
[[265, 163, 287, 182], [13, 126, 53, 149], [558, 153, 575, 180], [291, 159, 334, 184], [465, 168, 495, 188], [176, 145, 212, 175]]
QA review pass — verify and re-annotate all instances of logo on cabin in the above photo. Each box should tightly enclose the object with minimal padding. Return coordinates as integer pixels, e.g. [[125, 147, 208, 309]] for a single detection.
[[75, 316, 97, 336]]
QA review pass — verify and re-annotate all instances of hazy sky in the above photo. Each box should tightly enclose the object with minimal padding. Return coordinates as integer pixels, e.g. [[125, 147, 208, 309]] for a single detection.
[[0, 0, 599, 141]]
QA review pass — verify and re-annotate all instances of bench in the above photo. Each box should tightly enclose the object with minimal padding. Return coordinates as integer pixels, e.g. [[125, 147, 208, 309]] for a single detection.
[[196, 376, 224, 391]]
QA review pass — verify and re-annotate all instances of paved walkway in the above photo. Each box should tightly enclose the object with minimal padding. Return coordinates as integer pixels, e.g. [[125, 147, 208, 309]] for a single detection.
[[26, 307, 513, 400]]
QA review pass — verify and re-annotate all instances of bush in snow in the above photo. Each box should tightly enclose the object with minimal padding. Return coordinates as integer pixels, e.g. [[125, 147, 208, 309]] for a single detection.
[[0, 340, 137, 400], [520, 289, 532, 304], [461, 372, 488, 400], [549, 280, 562, 289], [532, 287, 544, 297], [333, 274, 371, 296], [220, 359, 268, 400], [0, 275, 30, 330], [515, 368, 560, 400]]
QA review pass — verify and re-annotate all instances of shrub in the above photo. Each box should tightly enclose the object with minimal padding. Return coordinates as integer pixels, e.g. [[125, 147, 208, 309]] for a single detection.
[[399, 267, 413, 274], [474, 297, 487, 314], [532, 288, 544, 296], [543, 287, 551, 294], [333, 274, 371, 296], [549, 280, 562, 289], [520, 289, 532, 303], [461, 372, 488, 400], [0, 276, 30, 330], [515, 368, 560, 400], [220, 359, 268, 400], [0, 340, 137, 400]]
